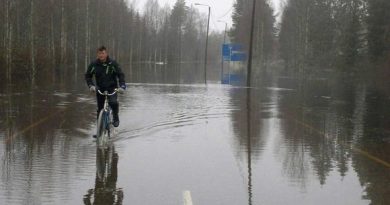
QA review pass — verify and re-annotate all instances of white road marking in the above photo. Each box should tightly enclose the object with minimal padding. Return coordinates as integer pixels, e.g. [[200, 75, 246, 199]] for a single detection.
[[183, 190, 193, 205]]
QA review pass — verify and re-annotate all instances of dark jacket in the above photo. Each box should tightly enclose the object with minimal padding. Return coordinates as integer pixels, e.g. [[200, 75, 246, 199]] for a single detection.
[[85, 57, 126, 90]]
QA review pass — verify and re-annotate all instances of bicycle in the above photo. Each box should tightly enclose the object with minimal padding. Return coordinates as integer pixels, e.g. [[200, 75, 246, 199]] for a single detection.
[[95, 89, 118, 147]]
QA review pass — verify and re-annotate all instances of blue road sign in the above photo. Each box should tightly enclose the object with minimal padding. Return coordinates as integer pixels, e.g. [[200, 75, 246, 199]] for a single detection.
[[222, 44, 230, 58], [231, 44, 243, 51], [231, 53, 246, 61], [222, 44, 246, 62]]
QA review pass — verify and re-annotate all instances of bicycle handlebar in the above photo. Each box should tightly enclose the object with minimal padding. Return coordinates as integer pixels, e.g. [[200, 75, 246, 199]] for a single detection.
[[97, 89, 118, 96]]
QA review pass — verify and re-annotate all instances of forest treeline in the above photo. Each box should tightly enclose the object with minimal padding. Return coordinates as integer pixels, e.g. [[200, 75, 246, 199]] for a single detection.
[[230, 0, 276, 82], [1, 0, 389, 87], [229, 0, 389, 83], [0, 0, 221, 87], [278, 0, 390, 76]]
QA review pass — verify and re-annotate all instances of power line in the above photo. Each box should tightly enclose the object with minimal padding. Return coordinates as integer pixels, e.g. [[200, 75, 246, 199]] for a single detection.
[[217, 5, 233, 19], [211, 10, 221, 31]]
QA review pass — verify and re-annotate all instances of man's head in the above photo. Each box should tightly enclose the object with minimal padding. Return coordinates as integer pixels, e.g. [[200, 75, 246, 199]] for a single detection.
[[97, 46, 108, 62]]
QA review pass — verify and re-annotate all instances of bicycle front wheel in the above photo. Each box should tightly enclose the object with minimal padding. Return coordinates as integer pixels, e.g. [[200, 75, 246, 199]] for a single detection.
[[96, 110, 109, 147]]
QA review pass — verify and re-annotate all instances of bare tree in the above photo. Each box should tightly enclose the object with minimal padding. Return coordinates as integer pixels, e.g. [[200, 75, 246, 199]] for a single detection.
[[85, 0, 91, 70], [0, 0, 225, 87], [5, 0, 12, 82], [30, 0, 36, 85]]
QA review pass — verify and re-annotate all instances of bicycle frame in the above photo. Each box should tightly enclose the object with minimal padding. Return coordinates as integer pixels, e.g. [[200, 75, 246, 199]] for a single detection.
[[96, 89, 118, 147]]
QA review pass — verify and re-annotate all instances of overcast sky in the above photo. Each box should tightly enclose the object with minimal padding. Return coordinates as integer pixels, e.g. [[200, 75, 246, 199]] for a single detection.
[[132, 0, 282, 31]]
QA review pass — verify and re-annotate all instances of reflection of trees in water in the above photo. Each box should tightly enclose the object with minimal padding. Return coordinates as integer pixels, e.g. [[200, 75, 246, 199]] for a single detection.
[[84, 145, 123, 205], [228, 87, 268, 205], [1, 85, 17, 194], [1, 87, 94, 142], [278, 77, 363, 185], [229, 88, 266, 160], [0, 86, 96, 203], [352, 87, 390, 204], [278, 75, 390, 202], [279, 118, 310, 187]]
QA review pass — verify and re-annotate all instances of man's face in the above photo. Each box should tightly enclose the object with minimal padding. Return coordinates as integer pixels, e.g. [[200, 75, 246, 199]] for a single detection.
[[97, 50, 108, 62]]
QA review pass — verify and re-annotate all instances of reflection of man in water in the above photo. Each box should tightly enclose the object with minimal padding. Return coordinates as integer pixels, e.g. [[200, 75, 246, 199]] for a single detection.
[[83, 146, 123, 205]]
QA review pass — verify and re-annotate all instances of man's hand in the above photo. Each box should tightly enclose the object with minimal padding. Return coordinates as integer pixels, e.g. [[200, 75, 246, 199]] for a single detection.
[[89, 86, 96, 93], [118, 84, 126, 94]]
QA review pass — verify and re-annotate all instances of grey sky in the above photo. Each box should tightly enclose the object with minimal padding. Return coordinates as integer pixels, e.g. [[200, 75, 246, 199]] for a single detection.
[[133, 0, 282, 31]]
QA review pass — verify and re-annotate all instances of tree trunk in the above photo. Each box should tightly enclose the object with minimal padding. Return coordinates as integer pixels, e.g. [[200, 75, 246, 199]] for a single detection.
[[96, 0, 101, 47], [85, 0, 90, 69], [30, 0, 36, 86], [5, 0, 12, 83], [138, 39, 142, 81], [129, 31, 133, 77], [60, 0, 67, 65], [129, 43, 133, 77], [74, 1, 79, 82], [50, 2, 56, 83]]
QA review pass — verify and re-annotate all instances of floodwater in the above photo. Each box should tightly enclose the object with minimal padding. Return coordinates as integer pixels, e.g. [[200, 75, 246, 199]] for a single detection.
[[0, 74, 389, 205]]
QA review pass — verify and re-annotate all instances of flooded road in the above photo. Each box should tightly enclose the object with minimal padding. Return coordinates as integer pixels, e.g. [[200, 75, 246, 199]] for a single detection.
[[1, 76, 389, 204]]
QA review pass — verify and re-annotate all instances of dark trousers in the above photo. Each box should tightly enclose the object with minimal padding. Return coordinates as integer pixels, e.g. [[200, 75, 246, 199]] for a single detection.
[[96, 91, 119, 120]]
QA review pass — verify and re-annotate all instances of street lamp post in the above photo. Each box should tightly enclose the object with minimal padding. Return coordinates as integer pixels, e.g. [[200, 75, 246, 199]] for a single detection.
[[195, 3, 210, 85], [218, 20, 227, 83]]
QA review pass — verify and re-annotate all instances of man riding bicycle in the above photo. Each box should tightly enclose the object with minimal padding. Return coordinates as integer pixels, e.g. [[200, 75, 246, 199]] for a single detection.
[[85, 46, 126, 128]]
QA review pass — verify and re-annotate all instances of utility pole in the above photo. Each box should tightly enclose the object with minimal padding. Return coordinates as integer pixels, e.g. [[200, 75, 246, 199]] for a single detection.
[[195, 3, 211, 85], [247, 0, 256, 87], [218, 20, 228, 83]]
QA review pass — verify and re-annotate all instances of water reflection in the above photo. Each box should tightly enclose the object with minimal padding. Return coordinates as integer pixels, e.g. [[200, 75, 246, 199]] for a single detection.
[[0, 87, 97, 204], [276, 76, 360, 185], [229, 82, 274, 204], [129, 63, 217, 84], [352, 86, 390, 204], [1, 69, 389, 204], [84, 145, 123, 205], [229, 87, 266, 158], [227, 73, 389, 204], [277, 76, 389, 203]]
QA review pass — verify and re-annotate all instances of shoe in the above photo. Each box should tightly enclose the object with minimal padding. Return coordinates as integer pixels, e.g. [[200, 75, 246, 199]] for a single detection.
[[113, 114, 120, 127], [113, 120, 120, 127], [92, 135, 97, 138]]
